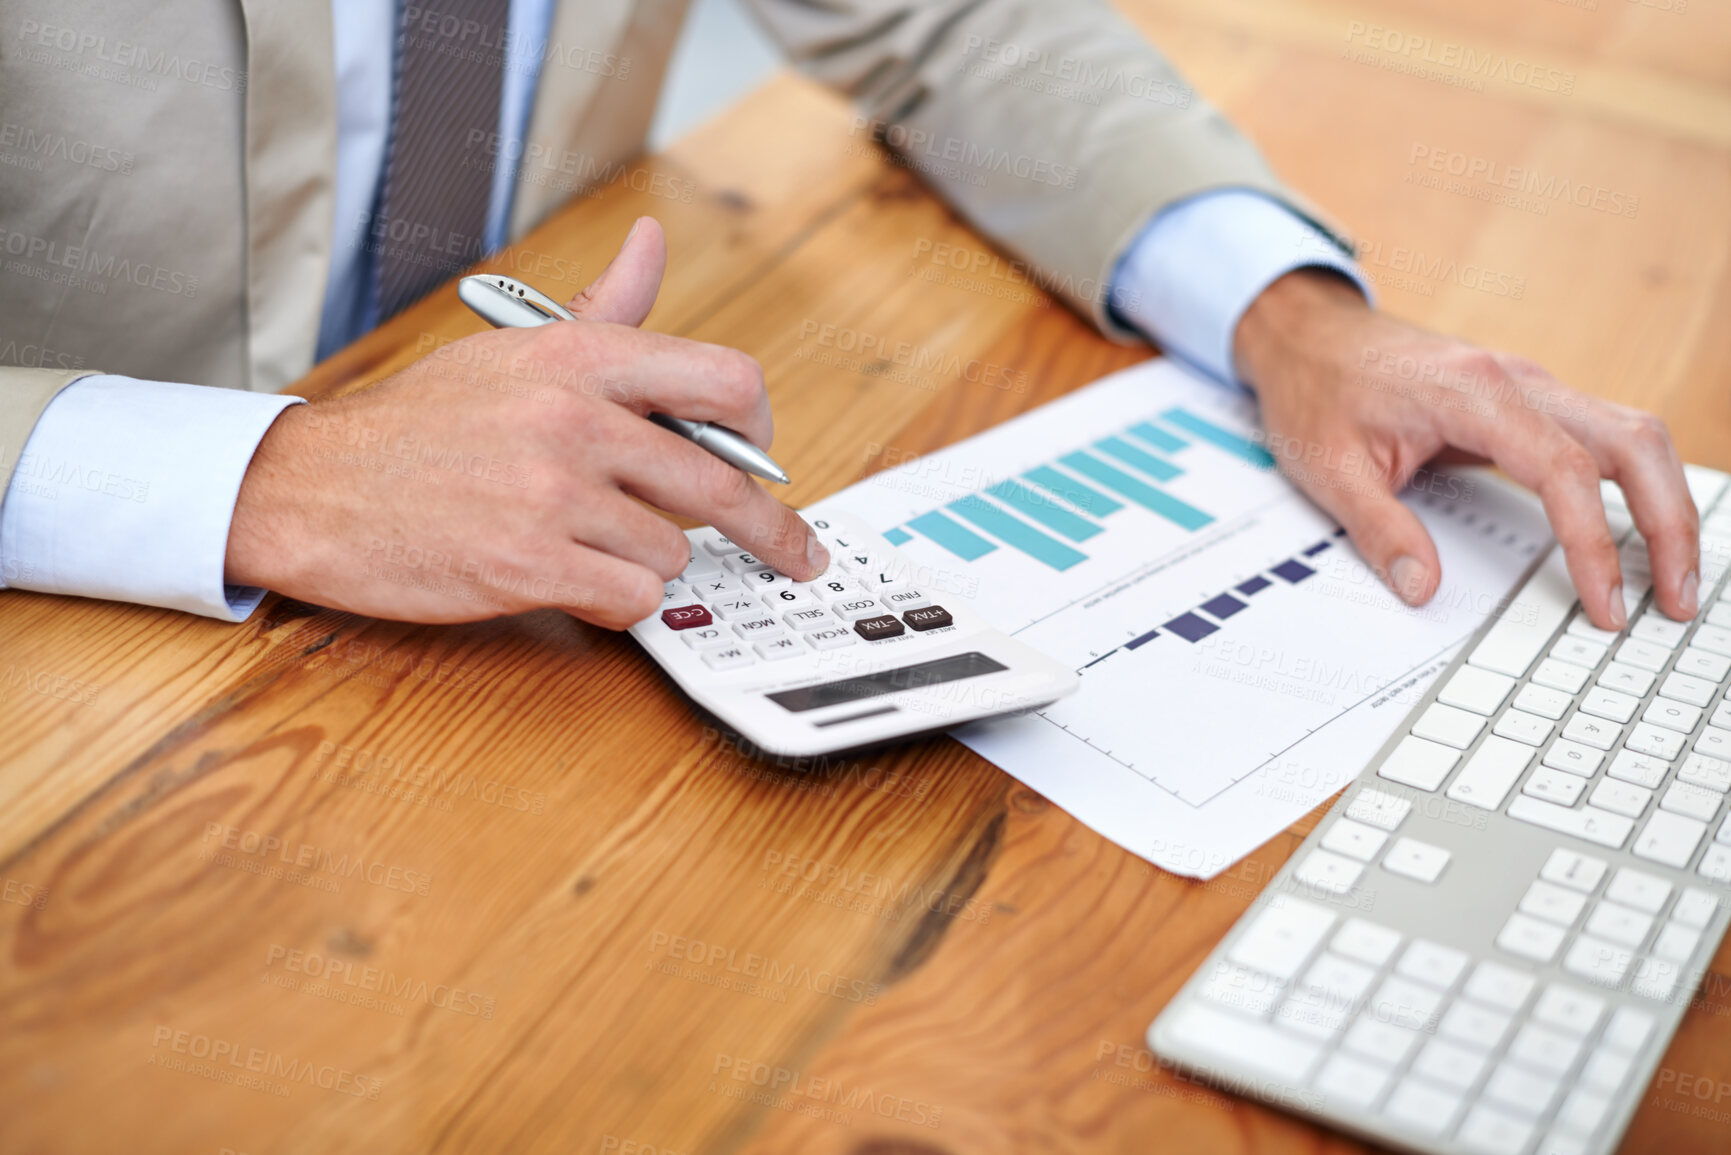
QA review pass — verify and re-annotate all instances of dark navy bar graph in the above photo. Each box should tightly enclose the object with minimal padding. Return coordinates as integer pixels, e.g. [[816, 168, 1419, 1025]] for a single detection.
[[1163, 612, 1219, 643], [1201, 593, 1247, 620], [1126, 628, 1161, 650], [1272, 559, 1316, 583], [1236, 575, 1272, 596]]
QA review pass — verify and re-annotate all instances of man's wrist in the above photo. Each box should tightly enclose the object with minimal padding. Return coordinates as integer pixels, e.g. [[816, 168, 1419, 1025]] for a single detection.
[[1232, 268, 1372, 394], [225, 402, 317, 592]]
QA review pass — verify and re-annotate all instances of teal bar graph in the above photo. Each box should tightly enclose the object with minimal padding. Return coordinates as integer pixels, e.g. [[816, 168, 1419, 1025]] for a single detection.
[[1023, 465, 1122, 517], [1160, 407, 1274, 469], [986, 481, 1102, 542], [1059, 451, 1213, 531], [883, 527, 912, 545], [909, 510, 997, 561], [1095, 436, 1181, 482], [948, 495, 1087, 570], [1129, 421, 1187, 453]]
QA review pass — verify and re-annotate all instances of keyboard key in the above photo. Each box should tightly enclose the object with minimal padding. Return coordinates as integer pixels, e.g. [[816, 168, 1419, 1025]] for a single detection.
[[1631, 611, 1689, 649], [1507, 797, 1634, 849], [902, 605, 954, 632], [784, 607, 832, 632], [1463, 961, 1537, 1013], [1561, 712, 1621, 751], [702, 646, 754, 671], [858, 567, 911, 593], [1580, 1047, 1635, 1093], [1273, 992, 1353, 1039], [832, 596, 883, 621], [1701, 843, 1731, 883], [1159, 1002, 1323, 1083], [810, 577, 863, 602], [1542, 740, 1603, 778], [763, 586, 817, 611], [1711, 601, 1731, 627], [1634, 809, 1708, 868], [1494, 709, 1554, 746], [680, 624, 734, 651], [1608, 749, 1668, 789], [1438, 666, 1517, 715], [1228, 897, 1336, 982], [806, 626, 855, 650], [853, 614, 905, 642], [1440, 1000, 1514, 1050], [1644, 697, 1703, 735], [1604, 868, 1671, 914], [754, 637, 805, 661], [1523, 767, 1585, 807], [883, 588, 931, 612], [1345, 788, 1412, 831], [1695, 624, 1731, 658], [1553, 1087, 1608, 1136], [738, 567, 791, 591], [1447, 736, 1532, 809], [1567, 612, 1621, 646], [836, 550, 884, 575], [1663, 780, 1722, 821], [1198, 962, 1285, 1016], [721, 551, 766, 574], [1519, 880, 1587, 926], [1551, 636, 1608, 668], [1625, 722, 1685, 760], [1382, 837, 1451, 882], [1412, 1037, 1487, 1090], [1514, 683, 1574, 720], [1469, 549, 1577, 678], [1457, 1103, 1535, 1155], [1378, 736, 1461, 792], [1630, 955, 1682, 1001], [1483, 1060, 1561, 1119], [1562, 935, 1633, 987], [1598, 661, 1656, 697], [1540, 848, 1608, 893], [732, 615, 785, 640], [661, 604, 713, 631], [1661, 670, 1717, 708], [1331, 918, 1402, 967], [1672, 888, 1717, 928], [1320, 819, 1388, 861], [1295, 849, 1363, 895], [1344, 1016, 1422, 1065], [1396, 940, 1469, 989], [712, 595, 763, 621], [1509, 1022, 1582, 1075], [1584, 902, 1653, 948], [700, 533, 740, 556], [1616, 637, 1673, 673], [1652, 922, 1701, 964], [1579, 685, 1640, 724], [1600, 1006, 1653, 1055], [1368, 976, 1444, 1030], [1674, 646, 1731, 682], [1531, 984, 1604, 1036], [1497, 913, 1567, 963], [1694, 726, 1731, 763], [1301, 952, 1379, 1004], [1531, 659, 1592, 694], [1383, 1076, 1463, 1135], [1589, 778, 1652, 818], [1313, 1052, 1392, 1110], [1412, 702, 1487, 749]]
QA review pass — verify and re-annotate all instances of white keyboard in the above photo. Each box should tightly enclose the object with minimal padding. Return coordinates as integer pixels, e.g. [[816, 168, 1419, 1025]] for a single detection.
[[1151, 465, 1731, 1155], [629, 512, 1078, 757]]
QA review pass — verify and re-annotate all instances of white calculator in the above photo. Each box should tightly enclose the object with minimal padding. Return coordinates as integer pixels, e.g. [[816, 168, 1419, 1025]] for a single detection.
[[629, 512, 1079, 757]]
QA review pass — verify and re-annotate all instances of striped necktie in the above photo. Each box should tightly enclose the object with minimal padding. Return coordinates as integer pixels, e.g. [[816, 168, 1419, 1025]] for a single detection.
[[374, 0, 511, 321]]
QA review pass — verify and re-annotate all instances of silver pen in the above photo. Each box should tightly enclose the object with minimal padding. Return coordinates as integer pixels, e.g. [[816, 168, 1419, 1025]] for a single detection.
[[456, 274, 792, 485]]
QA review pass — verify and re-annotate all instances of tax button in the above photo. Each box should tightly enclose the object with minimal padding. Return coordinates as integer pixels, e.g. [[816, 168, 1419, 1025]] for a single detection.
[[903, 606, 954, 631], [855, 615, 906, 641]]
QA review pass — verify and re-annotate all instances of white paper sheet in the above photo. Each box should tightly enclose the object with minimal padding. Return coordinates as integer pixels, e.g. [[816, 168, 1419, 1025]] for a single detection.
[[810, 359, 1551, 878]]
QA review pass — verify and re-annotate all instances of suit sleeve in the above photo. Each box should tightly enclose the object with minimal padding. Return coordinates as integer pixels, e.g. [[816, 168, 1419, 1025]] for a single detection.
[[738, 0, 1351, 341]]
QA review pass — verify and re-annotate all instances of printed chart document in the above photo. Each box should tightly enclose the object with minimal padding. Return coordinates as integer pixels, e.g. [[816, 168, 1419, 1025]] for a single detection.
[[811, 359, 1551, 878]]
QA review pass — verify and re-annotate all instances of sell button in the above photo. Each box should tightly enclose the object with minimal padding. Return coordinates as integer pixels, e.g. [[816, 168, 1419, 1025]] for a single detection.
[[903, 606, 953, 632]]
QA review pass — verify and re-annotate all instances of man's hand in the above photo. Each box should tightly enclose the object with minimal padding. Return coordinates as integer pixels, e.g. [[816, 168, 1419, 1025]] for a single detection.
[[1234, 269, 1698, 629], [226, 217, 828, 628]]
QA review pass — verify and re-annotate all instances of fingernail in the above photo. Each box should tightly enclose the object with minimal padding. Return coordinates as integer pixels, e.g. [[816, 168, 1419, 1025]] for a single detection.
[[625, 218, 643, 244], [807, 534, 830, 576], [1608, 582, 1628, 629], [1681, 569, 1700, 617], [1390, 555, 1428, 604]]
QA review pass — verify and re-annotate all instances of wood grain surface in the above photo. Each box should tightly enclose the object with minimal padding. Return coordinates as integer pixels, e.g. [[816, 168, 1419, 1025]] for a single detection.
[[3, 1, 1730, 1152]]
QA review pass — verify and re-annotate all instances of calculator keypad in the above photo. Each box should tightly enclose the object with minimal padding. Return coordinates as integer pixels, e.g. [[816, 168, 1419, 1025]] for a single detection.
[[658, 528, 956, 670]]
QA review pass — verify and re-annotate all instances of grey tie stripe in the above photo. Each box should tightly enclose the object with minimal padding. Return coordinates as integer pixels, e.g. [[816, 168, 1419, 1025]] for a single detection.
[[374, 0, 511, 321]]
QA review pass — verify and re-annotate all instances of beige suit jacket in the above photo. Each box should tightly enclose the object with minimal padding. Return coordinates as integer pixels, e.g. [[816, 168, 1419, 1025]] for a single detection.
[[0, 0, 1329, 498]]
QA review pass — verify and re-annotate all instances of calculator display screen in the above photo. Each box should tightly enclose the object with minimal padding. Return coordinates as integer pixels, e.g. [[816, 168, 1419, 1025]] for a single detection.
[[765, 652, 1007, 714]]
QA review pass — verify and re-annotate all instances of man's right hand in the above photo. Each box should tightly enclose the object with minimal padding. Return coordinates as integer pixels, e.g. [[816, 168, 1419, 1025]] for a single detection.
[[225, 217, 829, 628]]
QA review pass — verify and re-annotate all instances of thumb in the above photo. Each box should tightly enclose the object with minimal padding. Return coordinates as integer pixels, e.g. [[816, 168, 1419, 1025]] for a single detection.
[[566, 216, 666, 326], [1298, 459, 1442, 606]]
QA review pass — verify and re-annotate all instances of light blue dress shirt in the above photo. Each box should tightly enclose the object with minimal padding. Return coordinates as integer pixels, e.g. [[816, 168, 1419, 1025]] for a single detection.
[[0, 0, 1369, 621]]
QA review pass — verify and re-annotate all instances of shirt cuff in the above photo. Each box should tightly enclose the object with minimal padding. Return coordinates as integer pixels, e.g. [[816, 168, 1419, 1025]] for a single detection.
[[1109, 189, 1374, 388], [0, 375, 304, 621]]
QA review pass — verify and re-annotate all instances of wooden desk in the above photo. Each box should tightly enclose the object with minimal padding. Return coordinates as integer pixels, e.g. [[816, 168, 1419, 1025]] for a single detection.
[[4, 1, 1729, 1151]]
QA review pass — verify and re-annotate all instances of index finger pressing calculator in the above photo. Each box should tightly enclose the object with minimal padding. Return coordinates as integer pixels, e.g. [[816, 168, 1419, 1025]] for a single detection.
[[629, 512, 1080, 757]]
